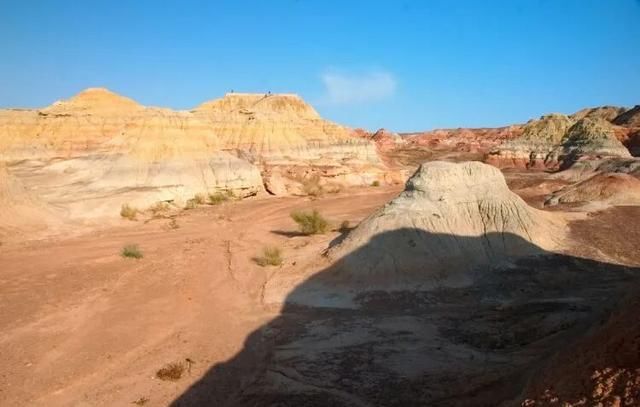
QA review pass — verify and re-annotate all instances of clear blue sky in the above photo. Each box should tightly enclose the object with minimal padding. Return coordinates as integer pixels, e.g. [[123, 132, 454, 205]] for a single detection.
[[2, 0, 639, 131]]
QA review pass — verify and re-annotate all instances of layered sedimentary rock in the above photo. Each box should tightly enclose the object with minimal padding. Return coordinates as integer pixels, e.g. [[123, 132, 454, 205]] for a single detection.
[[570, 105, 627, 122], [486, 113, 574, 169], [326, 161, 563, 288], [193, 93, 387, 194], [0, 88, 387, 229], [548, 117, 631, 168], [545, 158, 640, 208], [487, 113, 633, 169], [613, 105, 640, 127], [405, 126, 522, 153]]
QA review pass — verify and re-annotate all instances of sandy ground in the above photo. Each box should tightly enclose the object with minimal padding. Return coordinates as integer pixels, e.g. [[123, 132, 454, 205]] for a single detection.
[[0, 186, 401, 406]]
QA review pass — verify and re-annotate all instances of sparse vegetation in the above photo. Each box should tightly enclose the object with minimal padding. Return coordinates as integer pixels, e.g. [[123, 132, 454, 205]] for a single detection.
[[301, 175, 324, 197], [132, 397, 149, 406], [120, 203, 138, 220], [121, 244, 143, 259], [168, 218, 179, 229], [254, 246, 283, 267], [291, 209, 329, 235], [208, 192, 229, 205], [371, 180, 381, 187], [149, 201, 170, 217], [184, 199, 197, 210], [156, 362, 185, 381], [339, 220, 351, 233], [193, 193, 207, 205]]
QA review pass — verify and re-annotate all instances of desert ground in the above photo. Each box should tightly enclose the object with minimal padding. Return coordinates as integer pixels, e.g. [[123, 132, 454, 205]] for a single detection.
[[1, 91, 640, 406]]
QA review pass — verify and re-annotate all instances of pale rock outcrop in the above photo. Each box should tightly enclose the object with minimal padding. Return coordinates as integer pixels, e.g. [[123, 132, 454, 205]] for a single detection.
[[326, 161, 563, 289], [545, 158, 640, 208]]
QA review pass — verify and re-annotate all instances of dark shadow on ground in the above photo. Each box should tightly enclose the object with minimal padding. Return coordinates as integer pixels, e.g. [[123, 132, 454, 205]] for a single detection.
[[171, 229, 640, 407]]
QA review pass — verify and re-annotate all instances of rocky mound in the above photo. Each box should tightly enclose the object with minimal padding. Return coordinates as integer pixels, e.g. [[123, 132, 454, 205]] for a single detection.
[[549, 117, 631, 168], [486, 114, 573, 169], [406, 126, 522, 153], [613, 105, 640, 127], [570, 105, 627, 122], [326, 161, 563, 288], [0, 88, 387, 230], [545, 158, 640, 208]]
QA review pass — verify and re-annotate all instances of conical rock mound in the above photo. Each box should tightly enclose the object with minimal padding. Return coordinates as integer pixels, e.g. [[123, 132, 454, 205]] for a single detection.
[[327, 161, 564, 288]]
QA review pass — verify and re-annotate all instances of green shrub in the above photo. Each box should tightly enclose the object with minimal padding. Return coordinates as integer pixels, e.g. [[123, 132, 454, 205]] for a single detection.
[[371, 180, 380, 187], [120, 203, 138, 220], [122, 244, 143, 259], [208, 192, 228, 205], [254, 246, 283, 267], [291, 209, 329, 235]]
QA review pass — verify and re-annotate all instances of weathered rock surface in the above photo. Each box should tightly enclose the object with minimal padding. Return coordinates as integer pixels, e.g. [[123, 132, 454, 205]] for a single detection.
[[545, 158, 640, 208], [613, 104, 640, 127], [0, 88, 388, 232], [486, 113, 574, 169], [570, 105, 627, 122], [406, 126, 522, 153], [487, 113, 634, 169], [326, 161, 563, 288]]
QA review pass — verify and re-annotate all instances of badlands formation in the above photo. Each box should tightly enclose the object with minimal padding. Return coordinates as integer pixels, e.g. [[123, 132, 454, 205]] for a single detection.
[[1, 93, 640, 406], [0, 88, 387, 238]]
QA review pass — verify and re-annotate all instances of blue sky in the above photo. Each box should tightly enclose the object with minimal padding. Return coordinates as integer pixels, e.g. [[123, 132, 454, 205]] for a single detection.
[[2, 0, 639, 131]]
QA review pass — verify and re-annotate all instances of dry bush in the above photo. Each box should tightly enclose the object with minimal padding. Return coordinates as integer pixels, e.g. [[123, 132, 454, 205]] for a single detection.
[[120, 203, 138, 220], [156, 362, 185, 381], [291, 209, 329, 235], [184, 199, 197, 210], [132, 397, 149, 405], [194, 193, 207, 205], [371, 180, 381, 187], [150, 201, 170, 217], [301, 175, 324, 197], [339, 220, 351, 233], [254, 246, 283, 267], [121, 244, 143, 259], [208, 192, 229, 205]]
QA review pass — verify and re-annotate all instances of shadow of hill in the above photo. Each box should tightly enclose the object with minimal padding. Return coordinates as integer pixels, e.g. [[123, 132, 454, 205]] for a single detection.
[[170, 230, 640, 407]]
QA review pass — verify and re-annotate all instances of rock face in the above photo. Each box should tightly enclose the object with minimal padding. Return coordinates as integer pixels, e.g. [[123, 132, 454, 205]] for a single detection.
[[487, 114, 633, 169], [545, 158, 640, 208], [486, 113, 574, 169], [406, 126, 522, 153], [570, 105, 627, 122], [613, 105, 640, 127], [0, 88, 387, 231], [327, 161, 563, 288], [549, 117, 631, 168]]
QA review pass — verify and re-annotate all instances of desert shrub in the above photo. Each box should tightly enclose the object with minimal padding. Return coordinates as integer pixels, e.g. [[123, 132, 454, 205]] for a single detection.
[[371, 180, 380, 187], [339, 220, 351, 233], [291, 209, 329, 235], [132, 397, 149, 406], [156, 362, 185, 381], [121, 244, 143, 259], [194, 193, 207, 205], [184, 199, 197, 210], [254, 246, 283, 267], [301, 175, 324, 197], [120, 203, 138, 220], [208, 192, 228, 205], [150, 201, 170, 216], [168, 218, 179, 230]]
